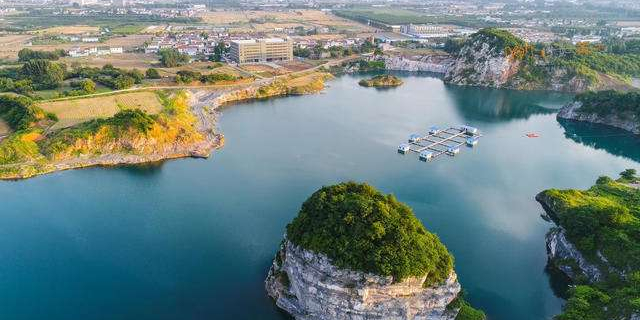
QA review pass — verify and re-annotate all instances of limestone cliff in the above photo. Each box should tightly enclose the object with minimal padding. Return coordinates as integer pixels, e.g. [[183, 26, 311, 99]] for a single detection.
[[384, 55, 452, 74], [265, 239, 461, 320], [557, 101, 640, 135], [444, 39, 521, 88], [444, 28, 631, 92]]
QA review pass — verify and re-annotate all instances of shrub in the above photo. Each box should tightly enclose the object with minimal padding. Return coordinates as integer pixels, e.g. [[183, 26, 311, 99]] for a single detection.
[[145, 68, 161, 79]]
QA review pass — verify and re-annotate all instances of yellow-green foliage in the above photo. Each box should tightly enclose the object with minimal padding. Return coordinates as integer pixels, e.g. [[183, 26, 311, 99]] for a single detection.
[[0, 90, 203, 178]]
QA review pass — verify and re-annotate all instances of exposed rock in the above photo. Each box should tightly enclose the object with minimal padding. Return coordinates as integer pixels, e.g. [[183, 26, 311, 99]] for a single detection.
[[445, 41, 521, 88], [265, 239, 461, 320], [545, 227, 602, 283], [384, 55, 452, 74], [557, 101, 640, 135]]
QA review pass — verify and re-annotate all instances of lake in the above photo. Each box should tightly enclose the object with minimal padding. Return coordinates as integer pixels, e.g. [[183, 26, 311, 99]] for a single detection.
[[1, 73, 639, 320]]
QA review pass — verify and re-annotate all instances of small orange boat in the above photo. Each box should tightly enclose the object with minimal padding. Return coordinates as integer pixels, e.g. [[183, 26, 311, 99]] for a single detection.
[[526, 133, 540, 138]]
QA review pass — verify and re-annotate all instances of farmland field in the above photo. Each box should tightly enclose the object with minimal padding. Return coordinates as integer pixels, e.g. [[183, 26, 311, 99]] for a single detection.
[[0, 35, 151, 60], [199, 10, 372, 33], [34, 25, 100, 35], [39, 91, 164, 130], [61, 52, 158, 70]]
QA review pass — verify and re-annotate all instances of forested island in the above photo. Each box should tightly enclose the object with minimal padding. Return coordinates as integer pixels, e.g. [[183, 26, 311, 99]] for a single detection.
[[537, 170, 640, 320], [266, 182, 485, 320], [358, 74, 404, 88], [558, 90, 640, 134]]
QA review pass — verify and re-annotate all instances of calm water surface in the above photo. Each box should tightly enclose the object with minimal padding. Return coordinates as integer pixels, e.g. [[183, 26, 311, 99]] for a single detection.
[[2, 73, 640, 320]]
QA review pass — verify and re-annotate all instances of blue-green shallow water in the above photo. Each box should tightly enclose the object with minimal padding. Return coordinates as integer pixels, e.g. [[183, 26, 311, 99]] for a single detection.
[[2, 73, 640, 320]]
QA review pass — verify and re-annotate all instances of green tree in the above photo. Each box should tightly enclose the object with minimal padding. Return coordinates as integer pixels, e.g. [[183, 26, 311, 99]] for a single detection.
[[0, 77, 14, 92], [17, 48, 61, 62], [127, 69, 144, 84], [113, 75, 135, 90], [158, 49, 190, 67], [620, 169, 637, 182], [20, 59, 64, 89], [145, 68, 161, 79], [287, 182, 454, 284], [79, 79, 96, 93]]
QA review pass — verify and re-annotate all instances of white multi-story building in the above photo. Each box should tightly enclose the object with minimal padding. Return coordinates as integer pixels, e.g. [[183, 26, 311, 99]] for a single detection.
[[229, 38, 293, 64]]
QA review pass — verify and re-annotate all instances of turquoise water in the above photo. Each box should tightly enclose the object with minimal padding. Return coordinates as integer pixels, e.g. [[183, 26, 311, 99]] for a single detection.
[[1, 73, 639, 320]]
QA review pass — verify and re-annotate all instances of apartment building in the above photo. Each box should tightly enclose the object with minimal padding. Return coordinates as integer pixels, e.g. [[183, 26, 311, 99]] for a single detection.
[[230, 38, 293, 64]]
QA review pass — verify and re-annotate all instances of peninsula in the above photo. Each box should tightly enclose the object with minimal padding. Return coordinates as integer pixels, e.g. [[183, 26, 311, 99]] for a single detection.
[[265, 182, 485, 320], [557, 90, 640, 134], [536, 169, 640, 320], [0, 71, 332, 180]]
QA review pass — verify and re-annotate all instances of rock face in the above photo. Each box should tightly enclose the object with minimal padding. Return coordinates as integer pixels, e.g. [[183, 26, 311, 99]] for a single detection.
[[545, 227, 602, 282], [444, 41, 521, 88], [536, 192, 613, 283], [384, 56, 452, 74], [557, 101, 640, 135], [265, 240, 461, 320]]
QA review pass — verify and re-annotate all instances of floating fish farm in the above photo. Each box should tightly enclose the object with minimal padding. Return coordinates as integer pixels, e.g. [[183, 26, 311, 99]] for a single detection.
[[397, 125, 482, 162]]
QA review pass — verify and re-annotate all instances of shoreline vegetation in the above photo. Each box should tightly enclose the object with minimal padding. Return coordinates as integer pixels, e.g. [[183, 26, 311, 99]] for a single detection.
[[537, 170, 640, 320], [0, 71, 332, 180], [558, 90, 640, 135]]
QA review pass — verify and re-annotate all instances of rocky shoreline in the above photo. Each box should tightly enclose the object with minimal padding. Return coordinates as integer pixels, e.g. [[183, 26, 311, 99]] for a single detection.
[[265, 239, 461, 320], [557, 101, 640, 135], [1, 75, 331, 180], [536, 192, 605, 283]]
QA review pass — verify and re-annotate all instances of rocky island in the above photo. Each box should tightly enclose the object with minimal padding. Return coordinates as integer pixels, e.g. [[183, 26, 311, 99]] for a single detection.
[[444, 28, 636, 92], [558, 90, 640, 134], [265, 182, 485, 320], [536, 169, 640, 320], [358, 75, 404, 88]]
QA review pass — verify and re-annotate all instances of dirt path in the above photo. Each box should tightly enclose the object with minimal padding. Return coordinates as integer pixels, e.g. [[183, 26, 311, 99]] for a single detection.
[[39, 56, 359, 103]]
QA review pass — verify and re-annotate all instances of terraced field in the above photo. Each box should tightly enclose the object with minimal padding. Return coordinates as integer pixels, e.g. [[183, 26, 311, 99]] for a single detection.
[[39, 91, 164, 130]]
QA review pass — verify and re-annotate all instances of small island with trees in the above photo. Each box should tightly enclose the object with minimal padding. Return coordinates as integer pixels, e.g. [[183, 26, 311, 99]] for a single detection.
[[358, 74, 404, 88], [265, 182, 485, 320]]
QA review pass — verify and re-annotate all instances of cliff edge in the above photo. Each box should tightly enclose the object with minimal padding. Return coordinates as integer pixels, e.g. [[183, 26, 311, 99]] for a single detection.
[[265, 182, 484, 320]]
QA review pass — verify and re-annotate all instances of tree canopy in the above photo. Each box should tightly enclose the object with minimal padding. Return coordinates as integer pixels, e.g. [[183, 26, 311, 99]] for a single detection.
[[286, 182, 453, 285], [158, 49, 190, 68]]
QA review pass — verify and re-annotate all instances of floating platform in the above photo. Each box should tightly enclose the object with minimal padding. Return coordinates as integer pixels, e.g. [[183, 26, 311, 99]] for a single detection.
[[397, 125, 482, 162]]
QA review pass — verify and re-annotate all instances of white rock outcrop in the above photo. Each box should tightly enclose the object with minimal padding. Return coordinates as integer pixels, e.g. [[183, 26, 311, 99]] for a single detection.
[[557, 101, 640, 135], [444, 41, 520, 88], [384, 56, 452, 74], [265, 240, 461, 320]]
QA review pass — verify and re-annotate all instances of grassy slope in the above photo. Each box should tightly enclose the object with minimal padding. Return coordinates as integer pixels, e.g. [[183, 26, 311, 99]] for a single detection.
[[0, 91, 204, 179], [39, 91, 164, 130]]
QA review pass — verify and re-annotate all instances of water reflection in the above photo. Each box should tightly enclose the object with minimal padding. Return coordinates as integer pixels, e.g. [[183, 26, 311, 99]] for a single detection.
[[558, 118, 640, 162], [444, 85, 572, 123], [119, 162, 165, 176]]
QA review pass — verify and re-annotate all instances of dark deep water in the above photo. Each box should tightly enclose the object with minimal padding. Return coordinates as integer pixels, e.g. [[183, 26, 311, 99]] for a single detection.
[[1, 73, 639, 320]]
